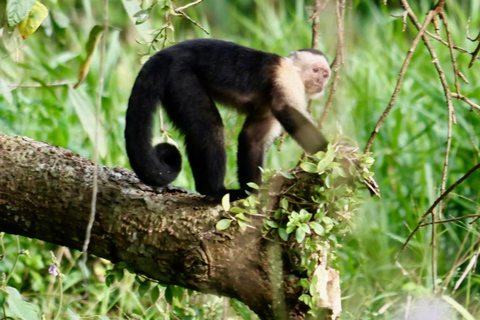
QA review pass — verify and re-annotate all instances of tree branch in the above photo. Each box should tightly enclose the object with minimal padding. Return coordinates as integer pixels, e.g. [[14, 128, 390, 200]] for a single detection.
[[0, 134, 300, 320]]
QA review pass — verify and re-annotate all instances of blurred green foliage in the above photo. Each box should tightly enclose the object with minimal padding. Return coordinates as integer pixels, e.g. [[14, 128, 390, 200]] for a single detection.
[[0, 0, 479, 319]]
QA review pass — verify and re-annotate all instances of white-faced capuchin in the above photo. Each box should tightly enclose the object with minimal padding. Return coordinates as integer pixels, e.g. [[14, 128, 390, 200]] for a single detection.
[[125, 39, 331, 201]]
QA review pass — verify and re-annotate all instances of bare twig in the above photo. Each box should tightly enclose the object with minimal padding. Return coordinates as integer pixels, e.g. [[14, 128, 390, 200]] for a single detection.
[[427, 30, 480, 61], [317, 0, 345, 127], [440, 12, 460, 94], [399, 162, 480, 255], [451, 93, 480, 111], [173, 0, 209, 35], [420, 214, 480, 227], [364, 0, 446, 153], [82, 0, 108, 296], [8, 81, 73, 89]]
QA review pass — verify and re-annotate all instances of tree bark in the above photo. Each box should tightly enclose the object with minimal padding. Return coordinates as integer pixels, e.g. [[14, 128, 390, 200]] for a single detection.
[[0, 133, 310, 319]]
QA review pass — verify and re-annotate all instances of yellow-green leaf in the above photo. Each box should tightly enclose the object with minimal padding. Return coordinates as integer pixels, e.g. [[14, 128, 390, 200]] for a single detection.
[[216, 219, 232, 231], [74, 25, 104, 89], [6, 0, 36, 26], [221, 193, 230, 211], [17, 1, 48, 39]]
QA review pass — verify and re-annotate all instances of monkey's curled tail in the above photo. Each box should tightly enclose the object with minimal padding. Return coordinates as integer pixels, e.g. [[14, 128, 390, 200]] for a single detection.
[[125, 59, 182, 187]]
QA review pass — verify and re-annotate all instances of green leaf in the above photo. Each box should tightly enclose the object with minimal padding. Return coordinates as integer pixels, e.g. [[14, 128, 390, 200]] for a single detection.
[[151, 285, 160, 303], [230, 298, 253, 320], [265, 220, 278, 228], [280, 198, 289, 209], [74, 25, 104, 88], [216, 219, 232, 231], [17, 1, 48, 39], [279, 171, 294, 179], [298, 223, 311, 234], [238, 220, 248, 232], [229, 206, 245, 214], [105, 273, 114, 287], [310, 222, 325, 235], [278, 228, 288, 241], [299, 209, 312, 223], [165, 285, 173, 305], [295, 228, 306, 243], [300, 162, 318, 173], [235, 213, 250, 222], [246, 182, 259, 189], [297, 278, 310, 289], [97, 316, 110, 320], [5, 286, 39, 320], [221, 193, 231, 211], [138, 280, 150, 297], [133, 8, 151, 25], [68, 308, 81, 320], [286, 224, 296, 234], [6, 0, 36, 26], [298, 294, 312, 307]]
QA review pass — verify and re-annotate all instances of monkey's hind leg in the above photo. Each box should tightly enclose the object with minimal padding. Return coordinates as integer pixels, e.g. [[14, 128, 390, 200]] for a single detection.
[[163, 77, 243, 201]]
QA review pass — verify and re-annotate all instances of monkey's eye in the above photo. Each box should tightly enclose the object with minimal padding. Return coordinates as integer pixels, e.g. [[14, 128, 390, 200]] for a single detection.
[[323, 72, 329, 78], [313, 68, 319, 73]]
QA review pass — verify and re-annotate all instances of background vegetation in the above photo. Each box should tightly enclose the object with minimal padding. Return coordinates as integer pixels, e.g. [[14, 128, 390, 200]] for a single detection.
[[0, 0, 479, 319]]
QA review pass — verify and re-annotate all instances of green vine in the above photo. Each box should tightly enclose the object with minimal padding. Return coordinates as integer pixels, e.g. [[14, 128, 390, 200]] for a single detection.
[[217, 138, 378, 315]]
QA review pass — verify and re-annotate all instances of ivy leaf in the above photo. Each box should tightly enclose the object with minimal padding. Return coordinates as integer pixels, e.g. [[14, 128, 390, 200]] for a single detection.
[[300, 162, 318, 173], [235, 213, 250, 222], [279, 171, 294, 179], [230, 206, 245, 214], [246, 182, 259, 189], [297, 278, 310, 289], [17, 1, 48, 39], [264, 220, 278, 229], [221, 193, 231, 211], [310, 222, 325, 236], [286, 224, 296, 234], [299, 209, 312, 223], [238, 220, 248, 232], [295, 228, 306, 243], [6, 0, 36, 26], [151, 285, 160, 302], [138, 280, 150, 297], [165, 285, 173, 305], [298, 223, 311, 235], [216, 219, 232, 230], [298, 294, 313, 307], [278, 228, 289, 241]]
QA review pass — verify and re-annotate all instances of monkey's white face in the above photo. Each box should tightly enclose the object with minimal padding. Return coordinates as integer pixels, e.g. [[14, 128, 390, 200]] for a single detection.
[[288, 51, 331, 99]]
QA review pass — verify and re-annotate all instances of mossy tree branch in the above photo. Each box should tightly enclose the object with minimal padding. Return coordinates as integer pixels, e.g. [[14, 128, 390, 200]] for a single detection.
[[0, 133, 340, 320]]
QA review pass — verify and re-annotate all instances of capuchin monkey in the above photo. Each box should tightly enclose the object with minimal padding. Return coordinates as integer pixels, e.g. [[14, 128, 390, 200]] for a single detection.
[[125, 39, 330, 201]]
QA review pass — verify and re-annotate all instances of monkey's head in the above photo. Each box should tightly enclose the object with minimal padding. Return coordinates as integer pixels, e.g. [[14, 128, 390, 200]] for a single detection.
[[288, 49, 330, 99]]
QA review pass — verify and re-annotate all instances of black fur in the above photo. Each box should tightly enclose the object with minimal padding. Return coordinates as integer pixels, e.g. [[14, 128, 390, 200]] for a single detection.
[[125, 39, 327, 201]]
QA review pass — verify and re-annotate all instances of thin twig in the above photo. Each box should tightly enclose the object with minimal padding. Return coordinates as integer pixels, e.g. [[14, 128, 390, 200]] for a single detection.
[[399, 162, 480, 255], [82, 0, 108, 296], [420, 214, 480, 227], [426, 29, 480, 62], [317, 0, 345, 127], [451, 93, 480, 111], [364, 1, 444, 153], [440, 12, 460, 94], [8, 81, 73, 89]]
